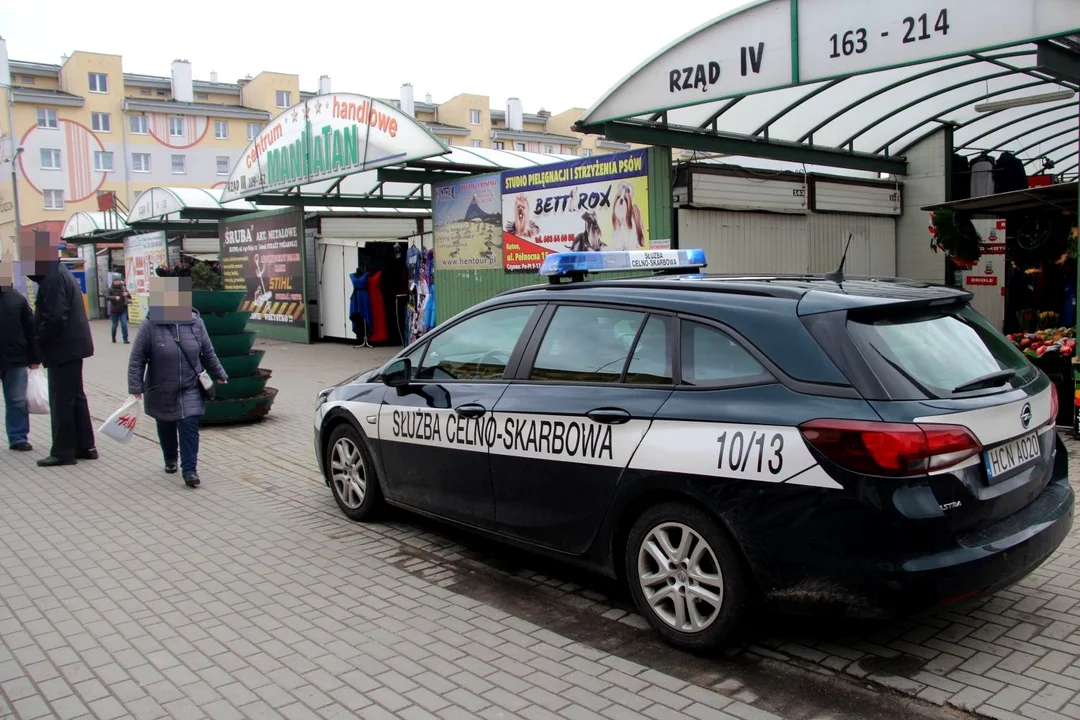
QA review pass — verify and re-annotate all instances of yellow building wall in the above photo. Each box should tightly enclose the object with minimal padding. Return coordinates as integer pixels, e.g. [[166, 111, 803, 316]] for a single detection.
[[241, 72, 300, 118], [437, 93, 490, 146]]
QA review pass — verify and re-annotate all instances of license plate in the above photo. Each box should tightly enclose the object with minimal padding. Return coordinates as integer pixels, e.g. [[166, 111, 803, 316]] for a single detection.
[[984, 432, 1041, 480]]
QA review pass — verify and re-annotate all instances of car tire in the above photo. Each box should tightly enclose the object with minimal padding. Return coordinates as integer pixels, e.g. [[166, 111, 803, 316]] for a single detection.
[[324, 423, 383, 521], [625, 502, 747, 653]]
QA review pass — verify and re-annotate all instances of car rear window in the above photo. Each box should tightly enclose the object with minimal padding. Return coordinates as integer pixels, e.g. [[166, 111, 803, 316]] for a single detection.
[[847, 304, 1037, 399]]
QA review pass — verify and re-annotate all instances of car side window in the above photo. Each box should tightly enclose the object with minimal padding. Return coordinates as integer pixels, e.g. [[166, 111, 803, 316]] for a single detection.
[[530, 305, 646, 383], [416, 305, 536, 382], [681, 321, 771, 387], [625, 315, 674, 384]]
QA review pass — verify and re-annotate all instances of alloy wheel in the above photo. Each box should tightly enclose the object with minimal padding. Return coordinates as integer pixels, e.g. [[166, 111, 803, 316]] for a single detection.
[[330, 437, 366, 509], [637, 522, 724, 633]]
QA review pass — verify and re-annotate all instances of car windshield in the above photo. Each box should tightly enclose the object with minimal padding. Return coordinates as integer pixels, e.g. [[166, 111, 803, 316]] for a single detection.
[[847, 304, 1037, 399]]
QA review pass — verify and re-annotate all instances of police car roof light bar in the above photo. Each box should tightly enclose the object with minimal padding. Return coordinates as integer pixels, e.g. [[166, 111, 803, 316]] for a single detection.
[[539, 249, 708, 283]]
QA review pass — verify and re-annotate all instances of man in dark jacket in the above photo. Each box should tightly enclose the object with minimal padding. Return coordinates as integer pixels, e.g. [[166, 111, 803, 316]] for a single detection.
[[106, 275, 131, 343], [22, 234, 96, 467], [0, 256, 40, 452]]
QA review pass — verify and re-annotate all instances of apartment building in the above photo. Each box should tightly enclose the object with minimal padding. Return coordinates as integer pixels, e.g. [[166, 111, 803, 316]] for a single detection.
[[0, 44, 634, 260]]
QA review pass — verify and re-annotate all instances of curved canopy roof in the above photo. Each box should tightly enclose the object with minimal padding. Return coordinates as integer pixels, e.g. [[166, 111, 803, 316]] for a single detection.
[[61, 211, 130, 240], [127, 186, 260, 224], [240, 145, 579, 209], [578, 0, 1080, 176]]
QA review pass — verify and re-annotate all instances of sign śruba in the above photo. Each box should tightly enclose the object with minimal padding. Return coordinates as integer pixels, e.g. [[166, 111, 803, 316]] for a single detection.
[[221, 93, 448, 202]]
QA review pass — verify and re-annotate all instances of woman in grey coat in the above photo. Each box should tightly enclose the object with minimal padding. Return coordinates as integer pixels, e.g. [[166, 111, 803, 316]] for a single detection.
[[127, 277, 227, 487]]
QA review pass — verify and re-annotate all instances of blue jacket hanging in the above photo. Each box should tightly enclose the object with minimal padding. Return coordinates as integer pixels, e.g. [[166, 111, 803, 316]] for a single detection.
[[349, 272, 373, 337]]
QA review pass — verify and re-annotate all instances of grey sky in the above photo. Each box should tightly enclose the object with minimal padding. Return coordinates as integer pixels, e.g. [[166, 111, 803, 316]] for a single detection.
[[5, 1, 742, 114]]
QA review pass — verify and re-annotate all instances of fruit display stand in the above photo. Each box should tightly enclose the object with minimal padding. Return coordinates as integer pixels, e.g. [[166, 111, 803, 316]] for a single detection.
[[1007, 326, 1076, 428], [192, 289, 278, 425]]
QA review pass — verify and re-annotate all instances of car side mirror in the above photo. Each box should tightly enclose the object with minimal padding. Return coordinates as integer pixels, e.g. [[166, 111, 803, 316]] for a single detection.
[[383, 358, 411, 388]]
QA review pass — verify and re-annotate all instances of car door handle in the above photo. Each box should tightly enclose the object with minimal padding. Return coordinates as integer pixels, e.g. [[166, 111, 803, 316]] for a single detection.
[[455, 403, 487, 418], [587, 408, 632, 425]]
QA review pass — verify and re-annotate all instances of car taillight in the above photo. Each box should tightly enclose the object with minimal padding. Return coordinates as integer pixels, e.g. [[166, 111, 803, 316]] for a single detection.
[[1047, 385, 1058, 428], [799, 419, 982, 477]]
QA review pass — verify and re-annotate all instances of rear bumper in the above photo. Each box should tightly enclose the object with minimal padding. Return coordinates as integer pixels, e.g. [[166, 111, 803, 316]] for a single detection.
[[758, 476, 1074, 616], [895, 475, 1073, 609]]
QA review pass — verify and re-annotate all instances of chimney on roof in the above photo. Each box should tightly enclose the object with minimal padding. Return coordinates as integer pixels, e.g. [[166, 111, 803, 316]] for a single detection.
[[171, 59, 193, 103], [424, 93, 432, 104], [537, 108, 550, 118], [506, 98, 523, 131], [210, 70, 218, 84], [60, 53, 68, 65], [319, 75, 331, 95], [400, 83, 414, 117]]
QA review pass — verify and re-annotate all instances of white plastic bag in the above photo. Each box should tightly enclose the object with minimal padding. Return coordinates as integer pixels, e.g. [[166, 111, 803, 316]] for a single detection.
[[26, 368, 49, 415], [98, 396, 141, 444]]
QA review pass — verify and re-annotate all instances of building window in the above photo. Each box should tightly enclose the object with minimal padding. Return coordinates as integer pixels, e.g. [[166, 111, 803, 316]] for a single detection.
[[216, 156, 230, 175], [36, 108, 58, 129], [543, 144, 553, 154], [214, 121, 228, 139], [469, 109, 482, 125], [140, 88, 151, 96], [276, 90, 292, 108], [171, 155, 186, 174], [88, 72, 108, 93], [91, 112, 111, 132], [470, 139, 482, 148], [583, 149, 593, 157], [129, 115, 148, 134], [515, 142, 526, 152], [196, 92, 209, 101], [43, 190, 64, 209], [246, 122, 262, 141], [564, 148, 576, 157], [444, 137, 453, 146], [40, 149, 61, 170], [20, 76, 34, 85], [94, 151, 114, 172], [132, 153, 151, 173], [169, 117, 185, 137], [156, 89, 167, 96], [494, 141, 505, 150]]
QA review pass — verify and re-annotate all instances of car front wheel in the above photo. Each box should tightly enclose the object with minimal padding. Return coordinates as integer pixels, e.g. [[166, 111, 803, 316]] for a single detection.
[[324, 423, 382, 521], [625, 502, 747, 652]]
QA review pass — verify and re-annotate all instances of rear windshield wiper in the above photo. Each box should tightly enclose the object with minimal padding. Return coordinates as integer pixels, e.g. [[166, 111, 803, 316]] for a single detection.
[[867, 343, 937, 398], [952, 369, 1016, 394]]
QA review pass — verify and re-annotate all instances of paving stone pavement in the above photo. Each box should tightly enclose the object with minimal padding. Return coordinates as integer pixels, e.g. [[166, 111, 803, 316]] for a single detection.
[[0, 320, 1076, 720]]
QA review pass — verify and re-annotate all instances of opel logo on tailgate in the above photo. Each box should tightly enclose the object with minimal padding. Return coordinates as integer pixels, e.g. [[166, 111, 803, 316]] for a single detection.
[[1020, 403, 1032, 429]]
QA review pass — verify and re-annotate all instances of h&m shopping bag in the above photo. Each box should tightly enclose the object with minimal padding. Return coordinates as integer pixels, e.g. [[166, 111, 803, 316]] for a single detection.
[[26, 368, 49, 415], [98, 396, 141, 444]]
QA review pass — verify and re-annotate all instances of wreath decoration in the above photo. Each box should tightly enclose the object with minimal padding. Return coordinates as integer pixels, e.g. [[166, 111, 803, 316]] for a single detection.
[[1009, 213, 1077, 271], [928, 208, 981, 268]]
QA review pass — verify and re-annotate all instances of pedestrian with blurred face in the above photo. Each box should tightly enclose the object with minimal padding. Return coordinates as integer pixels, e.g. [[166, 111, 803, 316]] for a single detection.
[[0, 251, 40, 452], [106, 275, 132, 344], [127, 276, 227, 487], [20, 232, 96, 467]]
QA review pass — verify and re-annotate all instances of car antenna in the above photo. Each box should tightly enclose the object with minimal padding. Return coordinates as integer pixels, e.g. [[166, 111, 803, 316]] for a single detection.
[[824, 233, 853, 285]]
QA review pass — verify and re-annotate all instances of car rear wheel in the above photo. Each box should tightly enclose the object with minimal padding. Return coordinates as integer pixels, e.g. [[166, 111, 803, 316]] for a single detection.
[[625, 502, 747, 652], [325, 424, 382, 521]]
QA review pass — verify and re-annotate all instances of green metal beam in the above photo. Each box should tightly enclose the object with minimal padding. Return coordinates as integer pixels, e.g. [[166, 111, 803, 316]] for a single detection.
[[376, 168, 472, 185], [127, 221, 221, 235], [246, 194, 431, 210], [1037, 41, 1080, 84], [178, 208, 245, 220], [798, 52, 1034, 145], [1011, 126, 1080, 158], [594, 121, 908, 175], [957, 103, 1078, 149], [876, 80, 1049, 155]]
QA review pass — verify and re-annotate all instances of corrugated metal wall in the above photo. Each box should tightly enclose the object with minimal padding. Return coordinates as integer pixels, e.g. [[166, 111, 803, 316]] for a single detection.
[[321, 217, 427, 239], [679, 209, 896, 276], [680, 210, 809, 274], [807, 214, 896, 276]]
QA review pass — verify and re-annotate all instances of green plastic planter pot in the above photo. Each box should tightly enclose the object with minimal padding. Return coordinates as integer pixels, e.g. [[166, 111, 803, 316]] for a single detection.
[[220, 350, 265, 378], [191, 290, 247, 314], [210, 331, 257, 358], [201, 387, 278, 425], [214, 369, 272, 400], [200, 311, 253, 336]]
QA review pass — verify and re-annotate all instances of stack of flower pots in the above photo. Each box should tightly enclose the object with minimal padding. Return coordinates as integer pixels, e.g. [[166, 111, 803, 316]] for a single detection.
[[192, 289, 277, 425]]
